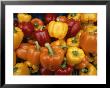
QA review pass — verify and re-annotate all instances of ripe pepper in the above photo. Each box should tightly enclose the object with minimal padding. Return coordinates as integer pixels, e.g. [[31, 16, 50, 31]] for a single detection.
[[17, 13, 32, 23], [56, 16, 67, 23], [66, 19, 81, 38], [14, 27, 24, 50], [13, 62, 30, 75], [40, 43, 65, 71], [67, 13, 81, 21], [80, 13, 97, 23], [66, 47, 85, 65], [33, 26, 50, 46], [45, 13, 57, 24], [79, 63, 97, 75], [25, 61, 39, 73], [67, 37, 79, 47], [31, 18, 44, 31], [40, 66, 54, 75], [48, 21, 68, 39], [55, 58, 73, 75], [13, 51, 16, 66], [79, 31, 97, 55], [16, 41, 40, 65]]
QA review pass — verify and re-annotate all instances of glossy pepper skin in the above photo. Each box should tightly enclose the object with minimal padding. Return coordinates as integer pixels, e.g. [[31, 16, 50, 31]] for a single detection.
[[66, 47, 85, 65], [13, 63, 30, 75], [14, 27, 24, 50], [79, 63, 97, 75], [40, 43, 65, 71], [45, 13, 57, 24], [80, 13, 97, 23], [33, 26, 50, 46], [79, 31, 97, 55], [66, 19, 81, 38], [16, 41, 40, 65], [48, 21, 68, 39], [17, 13, 32, 23], [68, 13, 81, 21], [31, 18, 44, 31], [55, 58, 73, 75], [67, 37, 79, 47]]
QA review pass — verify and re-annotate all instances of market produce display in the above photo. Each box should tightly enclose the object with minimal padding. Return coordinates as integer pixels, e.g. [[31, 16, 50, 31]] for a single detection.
[[13, 13, 97, 75]]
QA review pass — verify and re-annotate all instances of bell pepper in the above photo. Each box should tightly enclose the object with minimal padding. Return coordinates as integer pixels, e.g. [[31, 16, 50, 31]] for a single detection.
[[67, 37, 79, 47], [25, 61, 39, 73], [66, 19, 81, 38], [56, 16, 67, 23], [14, 27, 24, 50], [55, 58, 73, 75], [40, 66, 54, 75], [33, 26, 50, 46], [48, 21, 68, 39], [75, 56, 89, 69], [13, 51, 16, 66], [45, 13, 57, 24], [40, 43, 65, 71], [67, 13, 81, 21], [79, 31, 97, 55], [31, 18, 44, 31], [79, 63, 97, 75], [17, 13, 32, 23], [80, 13, 97, 23], [13, 62, 30, 75], [18, 22, 34, 37], [66, 47, 85, 65], [16, 41, 40, 65]]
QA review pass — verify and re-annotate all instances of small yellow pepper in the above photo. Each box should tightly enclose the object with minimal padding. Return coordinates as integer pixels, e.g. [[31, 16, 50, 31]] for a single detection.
[[17, 13, 32, 22], [67, 37, 79, 47], [13, 63, 30, 75], [66, 47, 85, 65], [14, 27, 24, 50], [79, 63, 97, 75], [68, 13, 81, 21], [48, 21, 68, 39], [80, 13, 97, 23]]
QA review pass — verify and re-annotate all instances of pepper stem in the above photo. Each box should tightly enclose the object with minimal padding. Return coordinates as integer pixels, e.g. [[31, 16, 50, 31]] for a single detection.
[[72, 37, 77, 43], [61, 57, 67, 68], [14, 28, 17, 33], [56, 17, 60, 22], [45, 43, 54, 56], [72, 51, 79, 56], [35, 41, 40, 51], [81, 67, 88, 73], [40, 26, 45, 31]]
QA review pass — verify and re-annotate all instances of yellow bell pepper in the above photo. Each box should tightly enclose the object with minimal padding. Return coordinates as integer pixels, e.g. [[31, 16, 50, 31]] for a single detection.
[[66, 47, 85, 65], [14, 27, 24, 50], [84, 25, 97, 33], [13, 63, 30, 75], [80, 13, 97, 23], [79, 63, 97, 75], [17, 13, 32, 22], [48, 21, 68, 39], [68, 13, 81, 21], [67, 37, 79, 47], [13, 51, 16, 66], [24, 61, 39, 73]]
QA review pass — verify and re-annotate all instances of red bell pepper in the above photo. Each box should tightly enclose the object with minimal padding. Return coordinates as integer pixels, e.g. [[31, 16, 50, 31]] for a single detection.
[[66, 19, 81, 38], [18, 22, 34, 37], [31, 18, 44, 31], [45, 13, 57, 24], [40, 66, 53, 75], [33, 26, 50, 46], [55, 58, 73, 75]]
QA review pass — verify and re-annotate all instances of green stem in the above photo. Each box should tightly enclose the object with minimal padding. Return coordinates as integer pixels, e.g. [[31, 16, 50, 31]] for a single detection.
[[72, 37, 77, 43], [14, 28, 17, 33], [60, 45, 68, 49], [45, 43, 54, 56], [35, 41, 40, 51], [72, 51, 79, 56], [81, 67, 88, 73], [39, 26, 45, 31], [61, 57, 67, 68]]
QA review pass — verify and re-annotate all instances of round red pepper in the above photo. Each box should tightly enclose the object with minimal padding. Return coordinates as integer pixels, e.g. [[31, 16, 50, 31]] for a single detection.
[[55, 58, 73, 75], [33, 26, 50, 46]]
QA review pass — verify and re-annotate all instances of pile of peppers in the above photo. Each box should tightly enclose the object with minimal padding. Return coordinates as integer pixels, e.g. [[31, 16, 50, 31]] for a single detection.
[[13, 13, 97, 75]]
